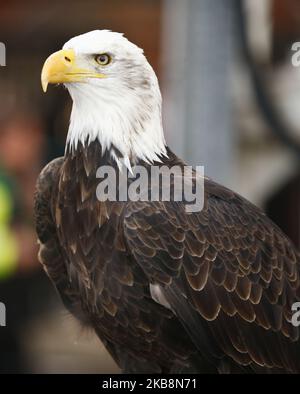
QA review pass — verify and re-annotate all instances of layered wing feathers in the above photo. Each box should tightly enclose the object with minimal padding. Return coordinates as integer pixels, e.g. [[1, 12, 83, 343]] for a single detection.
[[124, 179, 300, 372]]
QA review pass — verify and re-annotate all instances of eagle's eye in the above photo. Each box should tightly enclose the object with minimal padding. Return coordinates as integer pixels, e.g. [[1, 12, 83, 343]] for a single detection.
[[95, 54, 111, 66]]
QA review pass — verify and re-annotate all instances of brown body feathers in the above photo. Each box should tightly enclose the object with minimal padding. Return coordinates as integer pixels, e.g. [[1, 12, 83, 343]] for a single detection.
[[34, 141, 300, 373]]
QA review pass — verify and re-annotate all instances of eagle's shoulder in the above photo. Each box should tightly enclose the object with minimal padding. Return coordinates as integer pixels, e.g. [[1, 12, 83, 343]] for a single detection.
[[34, 157, 64, 242], [35, 157, 64, 192]]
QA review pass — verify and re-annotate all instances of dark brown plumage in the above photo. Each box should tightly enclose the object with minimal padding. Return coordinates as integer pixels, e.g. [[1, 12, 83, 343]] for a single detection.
[[34, 140, 300, 373]]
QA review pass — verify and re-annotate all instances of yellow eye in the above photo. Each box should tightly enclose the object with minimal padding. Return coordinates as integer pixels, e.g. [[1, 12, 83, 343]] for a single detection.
[[95, 54, 111, 66]]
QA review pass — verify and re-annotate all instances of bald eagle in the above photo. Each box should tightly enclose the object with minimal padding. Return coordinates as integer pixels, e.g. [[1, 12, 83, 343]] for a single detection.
[[35, 30, 300, 374]]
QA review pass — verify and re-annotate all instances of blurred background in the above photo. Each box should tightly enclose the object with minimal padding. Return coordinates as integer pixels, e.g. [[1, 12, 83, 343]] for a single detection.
[[0, 0, 300, 373]]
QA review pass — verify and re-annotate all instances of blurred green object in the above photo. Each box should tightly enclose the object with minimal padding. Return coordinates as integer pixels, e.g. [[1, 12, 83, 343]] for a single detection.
[[0, 183, 13, 223], [0, 183, 18, 279]]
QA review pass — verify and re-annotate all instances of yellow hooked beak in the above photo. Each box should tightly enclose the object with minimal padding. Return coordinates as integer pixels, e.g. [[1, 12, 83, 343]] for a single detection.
[[41, 49, 105, 92]]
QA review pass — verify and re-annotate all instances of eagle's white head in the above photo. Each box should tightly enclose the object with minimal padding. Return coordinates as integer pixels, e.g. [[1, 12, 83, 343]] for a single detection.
[[41, 30, 166, 168]]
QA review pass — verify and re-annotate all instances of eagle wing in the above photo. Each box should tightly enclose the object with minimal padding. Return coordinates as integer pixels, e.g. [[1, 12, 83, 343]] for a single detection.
[[123, 178, 300, 372], [34, 157, 80, 315]]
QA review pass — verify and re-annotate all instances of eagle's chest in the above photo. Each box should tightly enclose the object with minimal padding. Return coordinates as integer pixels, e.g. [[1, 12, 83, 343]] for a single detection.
[[57, 196, 151, 342], [55, 149, 127, 298], [57, 190, 129, 302], [54, 144, 154, 340]]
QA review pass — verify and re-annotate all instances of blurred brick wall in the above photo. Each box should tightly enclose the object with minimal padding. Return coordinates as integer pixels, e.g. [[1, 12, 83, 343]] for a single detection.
[[0, 0, 162, 74], [272, 0, 300, 62]]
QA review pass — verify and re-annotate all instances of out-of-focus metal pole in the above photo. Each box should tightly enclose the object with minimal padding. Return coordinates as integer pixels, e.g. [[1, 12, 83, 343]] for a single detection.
[[162, 0, 237, 187]]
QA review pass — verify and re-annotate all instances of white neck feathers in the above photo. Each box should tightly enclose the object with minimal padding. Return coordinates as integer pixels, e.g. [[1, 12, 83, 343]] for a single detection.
[[65, 77, 167, 168]]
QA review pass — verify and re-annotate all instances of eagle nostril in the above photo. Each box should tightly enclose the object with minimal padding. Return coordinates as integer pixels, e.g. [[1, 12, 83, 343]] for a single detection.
[[64, 56, 71, 63]]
